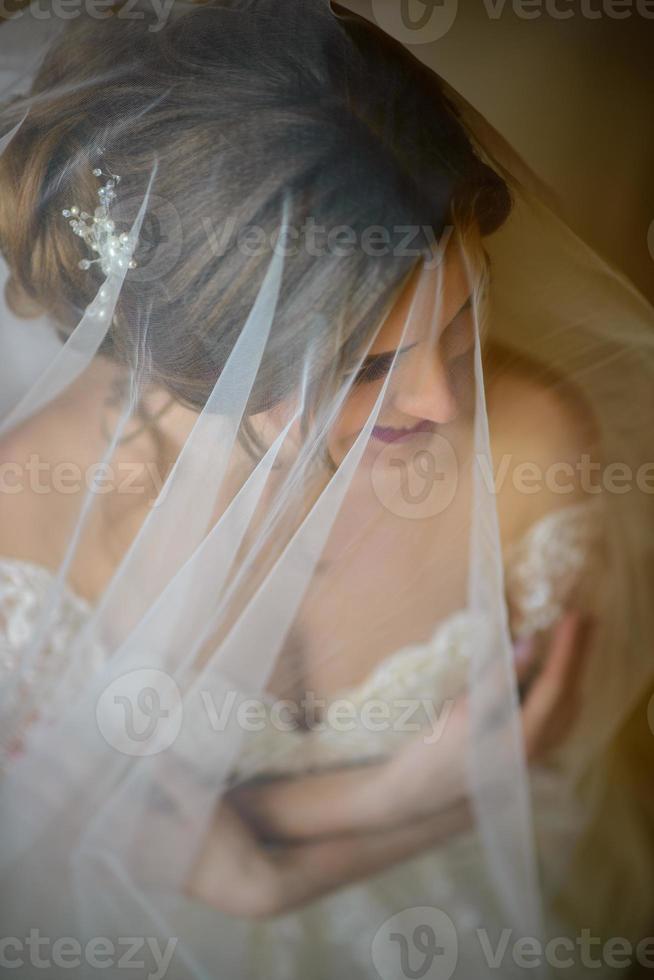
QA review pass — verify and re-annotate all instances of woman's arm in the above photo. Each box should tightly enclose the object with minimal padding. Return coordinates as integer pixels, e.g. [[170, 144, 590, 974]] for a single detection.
[[190, 607, 589, 921], [228, 611, 592, 845], [187, 612, 591, 919], [229, 762, 397, 844], [256, 799, 474, 917], [187, 797, 473, 920]]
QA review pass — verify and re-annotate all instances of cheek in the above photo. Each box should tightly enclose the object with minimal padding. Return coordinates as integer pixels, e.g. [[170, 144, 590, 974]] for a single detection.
[[328, 382, 384, 448]]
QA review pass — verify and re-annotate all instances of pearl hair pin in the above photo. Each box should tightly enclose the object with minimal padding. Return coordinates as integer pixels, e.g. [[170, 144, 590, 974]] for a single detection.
[[62, 167, 138, 278]]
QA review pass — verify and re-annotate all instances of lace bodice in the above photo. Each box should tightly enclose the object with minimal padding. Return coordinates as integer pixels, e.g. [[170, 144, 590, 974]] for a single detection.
[[229, 498, 604, 779], [0, 499, 603, 777]]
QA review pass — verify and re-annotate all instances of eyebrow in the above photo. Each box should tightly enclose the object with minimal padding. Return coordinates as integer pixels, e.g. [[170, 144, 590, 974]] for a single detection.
[[359, 292, 474, 369]]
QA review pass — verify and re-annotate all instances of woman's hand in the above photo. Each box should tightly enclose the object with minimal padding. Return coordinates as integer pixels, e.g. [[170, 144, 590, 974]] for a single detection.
[[186, 611, 593, 919], [376, 610, 593, 826], [520, 611, 593, 761], [229, 611, 593, 841], [186, 796, 473, 919]]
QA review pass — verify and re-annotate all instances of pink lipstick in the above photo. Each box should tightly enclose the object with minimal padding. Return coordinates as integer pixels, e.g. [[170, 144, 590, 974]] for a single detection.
[[371, 419, 437, 444]]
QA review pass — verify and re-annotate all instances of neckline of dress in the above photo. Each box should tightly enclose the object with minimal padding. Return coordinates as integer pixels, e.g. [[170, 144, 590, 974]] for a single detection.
[[0, 497, 601, 613]]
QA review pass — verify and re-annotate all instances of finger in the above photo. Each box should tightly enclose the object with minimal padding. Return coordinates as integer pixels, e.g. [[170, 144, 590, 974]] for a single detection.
[[514, 635, 536, 687], [186, 804, 274, 916], [538, 611, 594, 693], [522, 612, 593, 759], [272, 799, 474, 914]]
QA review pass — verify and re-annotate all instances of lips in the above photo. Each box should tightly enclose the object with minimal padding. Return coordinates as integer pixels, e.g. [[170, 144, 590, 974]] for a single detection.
[[371, 419, 437, 444]]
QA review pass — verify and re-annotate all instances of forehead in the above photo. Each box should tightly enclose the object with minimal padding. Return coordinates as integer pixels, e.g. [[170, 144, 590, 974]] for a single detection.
[[370, 242, 475, 354]]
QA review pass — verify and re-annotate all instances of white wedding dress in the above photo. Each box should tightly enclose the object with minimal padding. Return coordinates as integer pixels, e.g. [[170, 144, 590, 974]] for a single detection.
[[1, 16, 646, 980], [0, 498, 608, 979]]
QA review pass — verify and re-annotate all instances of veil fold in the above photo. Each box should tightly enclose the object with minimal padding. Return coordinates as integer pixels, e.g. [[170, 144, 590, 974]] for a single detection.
[[0, 5, 652, 979]]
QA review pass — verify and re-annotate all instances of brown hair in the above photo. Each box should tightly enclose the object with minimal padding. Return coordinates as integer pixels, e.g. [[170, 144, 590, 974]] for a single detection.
[[0, 0, 511, 422]]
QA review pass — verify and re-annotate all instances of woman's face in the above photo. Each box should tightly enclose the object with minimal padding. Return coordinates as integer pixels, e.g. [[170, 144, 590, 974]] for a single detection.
[[326, 241, 478, 466]]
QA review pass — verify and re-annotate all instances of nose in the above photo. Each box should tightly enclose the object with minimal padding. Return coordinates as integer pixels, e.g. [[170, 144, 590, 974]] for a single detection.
[[393, 350, 459, 425]]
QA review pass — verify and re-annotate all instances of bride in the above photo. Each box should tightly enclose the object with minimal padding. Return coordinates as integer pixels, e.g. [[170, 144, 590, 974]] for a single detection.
[[0, 3, 653, 978]]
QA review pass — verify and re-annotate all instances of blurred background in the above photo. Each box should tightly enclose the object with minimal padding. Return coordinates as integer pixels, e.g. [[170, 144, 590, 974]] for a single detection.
[[0, 2, 652, 976], [345, 0, 654, 303]]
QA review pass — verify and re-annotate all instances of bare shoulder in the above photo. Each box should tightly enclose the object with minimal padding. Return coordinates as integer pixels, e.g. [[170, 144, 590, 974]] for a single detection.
[[0, 362, 170, 596], [0, 355, 124, 569], [0, 396, 97, 567], [483, 345, 598, 546]]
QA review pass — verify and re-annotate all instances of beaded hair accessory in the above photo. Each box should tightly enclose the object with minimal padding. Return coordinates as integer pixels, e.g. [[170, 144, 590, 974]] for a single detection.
[[61, 167, 138, 278]]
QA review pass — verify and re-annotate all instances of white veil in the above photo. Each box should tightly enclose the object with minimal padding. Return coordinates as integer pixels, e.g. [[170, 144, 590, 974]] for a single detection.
[[0, 4, 652, 979]]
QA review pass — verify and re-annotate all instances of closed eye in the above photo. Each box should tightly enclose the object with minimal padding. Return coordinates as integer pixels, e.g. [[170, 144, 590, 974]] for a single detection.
[[349, 293, 475, 387], [351, 343, 417, 386]]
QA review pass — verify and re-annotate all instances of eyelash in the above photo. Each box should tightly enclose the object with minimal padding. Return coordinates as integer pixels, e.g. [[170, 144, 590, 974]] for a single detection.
[[352, 354, 395, 386], [349, 299, 475, 387]]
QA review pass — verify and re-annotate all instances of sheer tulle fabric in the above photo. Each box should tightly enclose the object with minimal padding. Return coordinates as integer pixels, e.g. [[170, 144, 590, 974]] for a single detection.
[[0, 7, 652, 980]]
